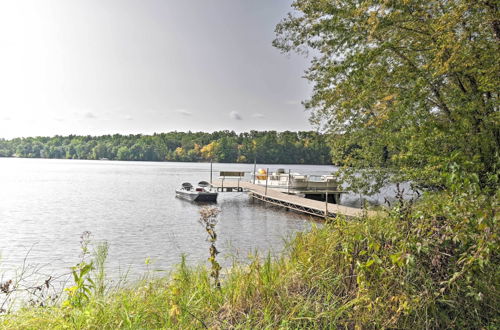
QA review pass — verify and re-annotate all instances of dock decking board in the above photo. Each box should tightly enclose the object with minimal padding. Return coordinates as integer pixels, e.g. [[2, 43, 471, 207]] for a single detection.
[[210, 180, 375, 219]]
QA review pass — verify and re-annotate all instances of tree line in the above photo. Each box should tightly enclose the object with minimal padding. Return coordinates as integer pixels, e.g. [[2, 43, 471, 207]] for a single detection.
[[0, 130, 332, 164]]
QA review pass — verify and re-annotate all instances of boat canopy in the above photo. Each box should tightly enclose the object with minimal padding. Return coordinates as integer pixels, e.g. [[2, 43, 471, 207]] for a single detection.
[[198, 181, 209, 187]]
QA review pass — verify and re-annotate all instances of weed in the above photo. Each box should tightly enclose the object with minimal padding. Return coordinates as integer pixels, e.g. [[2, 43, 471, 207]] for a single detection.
[[62, 232, 109, 308], [199, 207, 221, 289]]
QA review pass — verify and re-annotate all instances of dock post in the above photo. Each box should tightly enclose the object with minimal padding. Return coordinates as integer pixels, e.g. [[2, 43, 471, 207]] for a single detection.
[[265, 167, 269, 195], [210, 158, 213, 184], [325, 182, 329, 217], [288, 169, 291, 194], [325, 193, 329, 217], [253, 157, 257, 184]]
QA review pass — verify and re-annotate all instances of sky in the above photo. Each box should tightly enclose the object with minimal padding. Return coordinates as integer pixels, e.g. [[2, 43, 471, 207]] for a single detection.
[[0, 0, 313, 139]]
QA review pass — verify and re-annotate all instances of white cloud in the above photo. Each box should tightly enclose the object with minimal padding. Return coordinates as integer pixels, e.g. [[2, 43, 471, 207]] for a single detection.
[[2, 116, 12, 121], [230, 111, 243, 120], [124, 115, 133, 120], [252, 113, 264, 119], [286, 100, 301, 105], [175, 109, 192, 116], [84, 112, 97, 119]]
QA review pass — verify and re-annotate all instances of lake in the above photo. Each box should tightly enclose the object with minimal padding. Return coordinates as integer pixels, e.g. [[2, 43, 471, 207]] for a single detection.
[[1, 158, 355, 286]]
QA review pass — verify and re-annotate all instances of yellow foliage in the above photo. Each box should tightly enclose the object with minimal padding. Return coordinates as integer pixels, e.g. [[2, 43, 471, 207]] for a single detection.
[[169, 304, 180, 319], [174, 147, 184, 156], [381, 94, 396, 102], [200, 142, 218, 160]]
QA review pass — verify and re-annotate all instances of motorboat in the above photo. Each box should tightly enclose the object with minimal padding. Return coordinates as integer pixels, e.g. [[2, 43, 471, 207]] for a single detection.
[[175, 181, 218, 203]]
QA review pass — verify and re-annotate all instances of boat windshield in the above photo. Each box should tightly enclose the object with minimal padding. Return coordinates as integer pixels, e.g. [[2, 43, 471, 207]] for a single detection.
[[181, 182, 193, 190]]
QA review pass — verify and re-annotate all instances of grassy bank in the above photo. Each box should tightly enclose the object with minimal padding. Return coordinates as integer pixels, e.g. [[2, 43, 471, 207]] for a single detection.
[[1, 185, 498, 328]]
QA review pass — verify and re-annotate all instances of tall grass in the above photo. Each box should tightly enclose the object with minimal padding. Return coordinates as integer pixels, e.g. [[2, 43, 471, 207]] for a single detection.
[[1, 177, 498, 328]]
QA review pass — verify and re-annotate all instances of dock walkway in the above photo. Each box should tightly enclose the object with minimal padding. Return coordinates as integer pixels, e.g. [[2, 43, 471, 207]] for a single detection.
[[210, 180, 375, 219]]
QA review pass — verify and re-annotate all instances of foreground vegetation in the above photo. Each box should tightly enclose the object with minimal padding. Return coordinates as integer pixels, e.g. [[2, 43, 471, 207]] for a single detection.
[[1, 172, 497, 329], [1, 0, 498, 328], [0, 130, 332, 164]]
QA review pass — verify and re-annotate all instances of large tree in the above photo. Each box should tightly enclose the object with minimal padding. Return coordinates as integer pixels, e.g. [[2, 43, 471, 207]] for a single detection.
[[275, 0, 499, 194]]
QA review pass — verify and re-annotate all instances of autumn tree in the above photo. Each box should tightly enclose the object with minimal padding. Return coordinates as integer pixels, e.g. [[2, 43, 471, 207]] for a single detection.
[[275, 0, 499, 194]]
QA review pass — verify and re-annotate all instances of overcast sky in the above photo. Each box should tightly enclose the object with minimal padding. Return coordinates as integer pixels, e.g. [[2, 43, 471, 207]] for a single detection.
[[0, 0, 313, 139]]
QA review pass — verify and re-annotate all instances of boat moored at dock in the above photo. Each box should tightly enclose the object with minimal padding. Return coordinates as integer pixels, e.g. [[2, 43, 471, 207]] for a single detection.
[[253, 168, 341, 198], [176, 181, 218, 203]]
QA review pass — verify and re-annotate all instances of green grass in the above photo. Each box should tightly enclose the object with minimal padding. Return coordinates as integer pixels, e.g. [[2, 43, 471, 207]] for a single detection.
[[1, 186, 498, 329]]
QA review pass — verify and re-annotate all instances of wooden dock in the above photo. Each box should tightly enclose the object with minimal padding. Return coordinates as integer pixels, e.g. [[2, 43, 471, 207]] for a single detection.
[[210, 180, 375, 219]]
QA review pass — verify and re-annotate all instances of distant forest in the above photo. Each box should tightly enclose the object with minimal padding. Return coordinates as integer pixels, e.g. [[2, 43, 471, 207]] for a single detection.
[[0, 131, 332, 164]]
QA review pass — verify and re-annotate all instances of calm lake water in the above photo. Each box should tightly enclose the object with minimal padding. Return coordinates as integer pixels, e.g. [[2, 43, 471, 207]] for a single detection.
[[1, 158, 354, 284]]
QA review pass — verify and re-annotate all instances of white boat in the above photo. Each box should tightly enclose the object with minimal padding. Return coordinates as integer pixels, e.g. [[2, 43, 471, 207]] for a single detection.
[[176, 181, 218, 203], [252, 169, 342, 203], [252, 168, 340, 192]]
